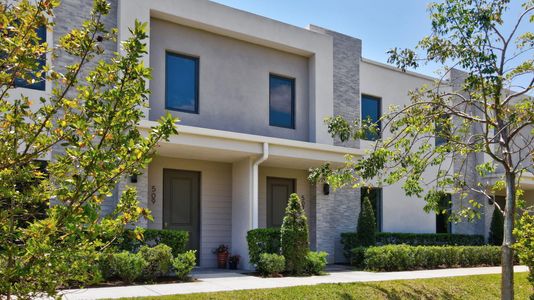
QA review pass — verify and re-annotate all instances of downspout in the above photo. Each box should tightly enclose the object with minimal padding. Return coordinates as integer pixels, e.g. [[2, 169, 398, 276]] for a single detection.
[[252, 142, 269, 229]]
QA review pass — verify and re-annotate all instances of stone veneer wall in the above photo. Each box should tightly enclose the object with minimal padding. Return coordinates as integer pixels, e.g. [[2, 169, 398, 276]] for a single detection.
[[314, 185, 360, 263], [307, 26, 362, 262], [308, 25, 361, 149], [51, 0, 150, 224]]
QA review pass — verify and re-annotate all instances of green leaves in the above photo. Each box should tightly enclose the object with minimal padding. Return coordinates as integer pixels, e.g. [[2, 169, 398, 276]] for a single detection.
[[0, 1, 177, 298]]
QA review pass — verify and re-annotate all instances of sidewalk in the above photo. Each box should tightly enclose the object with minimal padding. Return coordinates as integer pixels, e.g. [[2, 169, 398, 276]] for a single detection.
[[60, 265, 528, 299]]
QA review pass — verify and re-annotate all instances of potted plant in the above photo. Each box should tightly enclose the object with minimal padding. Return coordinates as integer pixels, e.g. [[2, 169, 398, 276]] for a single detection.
[[213, 244, 229, 269], [228, 255, 240, 270]]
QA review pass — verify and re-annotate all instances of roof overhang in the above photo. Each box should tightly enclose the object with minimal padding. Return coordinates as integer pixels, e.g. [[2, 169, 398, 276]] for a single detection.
[[138, 120, 363, 170]]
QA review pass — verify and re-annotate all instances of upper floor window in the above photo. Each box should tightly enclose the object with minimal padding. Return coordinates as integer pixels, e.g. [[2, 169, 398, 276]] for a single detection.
[[165, 52, 199, 113], [269, 74, 295, 129], [361, 187, 382, 232], [14, 25, 46, 91], [361, 94, 381, 140], [435, 114, 451, 146]]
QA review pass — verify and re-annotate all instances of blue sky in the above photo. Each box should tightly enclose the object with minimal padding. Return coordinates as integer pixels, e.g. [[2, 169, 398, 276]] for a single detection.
[[212, 0, 530, 83]]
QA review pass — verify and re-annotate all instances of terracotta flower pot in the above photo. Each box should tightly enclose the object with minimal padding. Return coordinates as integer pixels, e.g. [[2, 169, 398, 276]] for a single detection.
[[217, 252, 228, 269]]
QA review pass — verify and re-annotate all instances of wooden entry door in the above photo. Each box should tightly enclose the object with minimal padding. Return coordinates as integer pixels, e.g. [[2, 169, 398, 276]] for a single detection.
[[163, 169, 200, 255], [267, 177, 295, 227]]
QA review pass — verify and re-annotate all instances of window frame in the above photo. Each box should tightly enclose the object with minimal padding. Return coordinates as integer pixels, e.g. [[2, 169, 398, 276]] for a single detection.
[[361, 187, 383, 232], [13, 25, 47, 91], [164, 51, 200, 114], [269, 73, 296, 129], [435, 114, 451, 147], [361, 94, 382, 141]]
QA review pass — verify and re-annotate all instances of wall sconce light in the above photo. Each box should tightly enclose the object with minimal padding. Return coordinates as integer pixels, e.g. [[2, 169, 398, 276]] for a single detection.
[[323, 183, 330, 195], [130, 174, 138, 183]]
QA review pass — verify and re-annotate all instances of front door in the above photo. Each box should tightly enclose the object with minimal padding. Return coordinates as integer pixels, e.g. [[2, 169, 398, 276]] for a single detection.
[[163, 169, 200, 256], [267, 177, 295, 227]]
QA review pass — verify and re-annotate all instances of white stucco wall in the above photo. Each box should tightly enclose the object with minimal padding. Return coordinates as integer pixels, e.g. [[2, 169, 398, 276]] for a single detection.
[[360, 59, 441, 233], [147, 156, 232, 268]]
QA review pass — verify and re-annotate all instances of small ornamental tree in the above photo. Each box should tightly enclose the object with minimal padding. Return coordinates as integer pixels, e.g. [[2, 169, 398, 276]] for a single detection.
[[0, 0, 177, 298], [358, 196, 377, 247], [489, 205, 504, 246], [310, 1, 533, 299], [280, 193, 309, 275]]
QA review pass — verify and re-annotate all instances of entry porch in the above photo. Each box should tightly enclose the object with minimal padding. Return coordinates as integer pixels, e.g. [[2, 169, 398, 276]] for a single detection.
[[139, 121, 363, 269]]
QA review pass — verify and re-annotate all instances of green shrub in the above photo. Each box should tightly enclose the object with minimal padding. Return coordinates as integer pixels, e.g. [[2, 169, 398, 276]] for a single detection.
[[362, 245, 502, 271], [138, 244, 173, 280], [108, 252, 147, 283], [247, 228, 281, 266], [120, 229, 189, 256], [257, 253, 285, 277], [514, 212, 534, 296], [172, 250, 196, 280], [305, 251, 328, 275], [98, 253, 115, 280], [358, 196, 376, 247], [280, 193, 309, 275], [349, 247, 367, 268], [340, 232, 485, 260], [489, 207, 504, 246]]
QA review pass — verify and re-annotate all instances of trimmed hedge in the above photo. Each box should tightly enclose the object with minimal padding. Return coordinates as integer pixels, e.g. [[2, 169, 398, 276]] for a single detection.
[[119, 229, 189, 256], [341, 232, 485, 260], [257, 253, 285, 277], [247, 228, 281, 266], [355, 245, 505, 271]]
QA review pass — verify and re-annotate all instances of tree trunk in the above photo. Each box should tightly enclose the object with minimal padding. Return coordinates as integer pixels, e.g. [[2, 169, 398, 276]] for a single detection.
[[501, 171, 516, 300]]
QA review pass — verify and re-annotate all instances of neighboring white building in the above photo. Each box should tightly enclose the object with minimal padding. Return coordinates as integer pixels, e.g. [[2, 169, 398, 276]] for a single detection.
[[19, 0, 532, 269]]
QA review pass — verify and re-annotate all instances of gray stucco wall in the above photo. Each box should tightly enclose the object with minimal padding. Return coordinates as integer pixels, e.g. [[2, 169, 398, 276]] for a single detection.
[[308, 25, 361, 148], [149, 18, 310, 141]]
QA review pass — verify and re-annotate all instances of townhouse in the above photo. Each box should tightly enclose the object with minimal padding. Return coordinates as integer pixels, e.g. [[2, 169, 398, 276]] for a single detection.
[[18, 0, 533, 269]]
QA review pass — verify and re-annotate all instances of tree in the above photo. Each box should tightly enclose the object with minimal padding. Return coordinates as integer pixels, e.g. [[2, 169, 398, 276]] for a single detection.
[[358, 196, 377, 247], [514, 213, 534, 299], [0, 0, 177, 298], [280, 193, 309, 275], [310, 0, 533, 299]]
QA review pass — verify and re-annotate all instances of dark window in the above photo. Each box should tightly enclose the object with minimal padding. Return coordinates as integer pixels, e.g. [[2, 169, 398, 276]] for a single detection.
[[435, 114, 450, 146], [361, 95, 381, 140], [436, 193, 452, 233], [14, 25, 46, 91], [361, 187, 382, 232], [165, 52, 199, 113], [269, 74, 295, 129], [493, 195, 505, 209]]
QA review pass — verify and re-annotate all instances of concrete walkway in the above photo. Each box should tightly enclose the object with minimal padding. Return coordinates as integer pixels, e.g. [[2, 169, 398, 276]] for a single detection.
[[60, 265, 528, 299]]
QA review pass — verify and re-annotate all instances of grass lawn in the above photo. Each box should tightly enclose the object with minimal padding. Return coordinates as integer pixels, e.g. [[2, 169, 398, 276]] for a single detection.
[[123, 272, 531, 300]]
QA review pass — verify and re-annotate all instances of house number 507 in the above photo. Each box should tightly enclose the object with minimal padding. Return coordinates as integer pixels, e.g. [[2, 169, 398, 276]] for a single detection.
[[151, 186, 156, 204]]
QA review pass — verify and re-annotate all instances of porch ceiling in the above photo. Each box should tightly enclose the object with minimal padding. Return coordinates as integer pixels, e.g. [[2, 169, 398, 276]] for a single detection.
[[140, 120, 363, 170], [483, 172, 534, 191]]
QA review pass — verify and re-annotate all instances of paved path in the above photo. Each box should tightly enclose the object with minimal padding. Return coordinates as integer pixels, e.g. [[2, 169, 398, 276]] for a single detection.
[[60, 265, 528, 299]]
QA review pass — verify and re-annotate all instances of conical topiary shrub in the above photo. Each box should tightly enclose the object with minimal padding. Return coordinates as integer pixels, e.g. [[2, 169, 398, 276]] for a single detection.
[[358, 196, 377, 246], [280, 193, 309, 275], [489, 207, 504, 246]]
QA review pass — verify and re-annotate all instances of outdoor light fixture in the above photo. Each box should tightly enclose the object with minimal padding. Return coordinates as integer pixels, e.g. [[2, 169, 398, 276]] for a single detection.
[[323, 183, 330, 195]]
